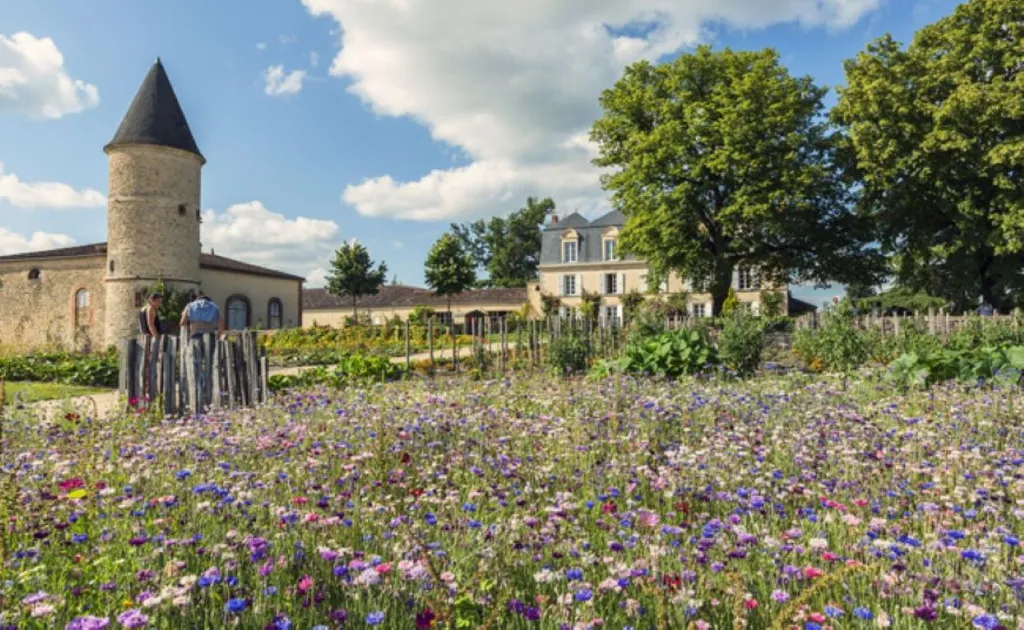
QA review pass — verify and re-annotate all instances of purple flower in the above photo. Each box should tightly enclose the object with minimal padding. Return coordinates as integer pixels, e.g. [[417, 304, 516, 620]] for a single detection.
[[66, 617, 110, 630], [116, 609, 149, 629]]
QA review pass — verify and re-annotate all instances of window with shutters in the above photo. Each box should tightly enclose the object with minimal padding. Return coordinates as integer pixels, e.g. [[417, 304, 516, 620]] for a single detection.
[[738, 267, 761, 291], [603, 273, 618, 294], [562, 275, 577, 296]]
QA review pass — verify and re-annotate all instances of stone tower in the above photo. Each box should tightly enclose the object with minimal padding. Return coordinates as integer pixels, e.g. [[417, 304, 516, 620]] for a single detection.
[[103, 58, 206, 348]]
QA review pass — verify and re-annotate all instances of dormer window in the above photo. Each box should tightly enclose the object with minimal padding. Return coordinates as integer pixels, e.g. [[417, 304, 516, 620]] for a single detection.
[[603, 238, 617, 261], [560, 230, 579, 264]]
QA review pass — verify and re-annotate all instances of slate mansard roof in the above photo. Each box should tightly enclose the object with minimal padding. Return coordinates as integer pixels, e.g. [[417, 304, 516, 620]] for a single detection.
[[104, 58, 205, 162], [0, 243, 304, 281], [540, 210, 636, 265], [303, 285, 527, 311]]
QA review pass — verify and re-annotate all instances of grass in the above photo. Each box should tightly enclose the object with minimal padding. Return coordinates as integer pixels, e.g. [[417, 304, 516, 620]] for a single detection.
[[3, 381, 109, 404]]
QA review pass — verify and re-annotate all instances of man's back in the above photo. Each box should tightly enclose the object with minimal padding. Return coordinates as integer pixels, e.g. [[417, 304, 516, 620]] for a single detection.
[[187, 298, 219, 323]]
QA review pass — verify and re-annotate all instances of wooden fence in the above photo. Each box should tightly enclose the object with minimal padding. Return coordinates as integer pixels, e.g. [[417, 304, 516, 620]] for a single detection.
[[794, 310, 1023, 337], [118, 330, 268, 416]]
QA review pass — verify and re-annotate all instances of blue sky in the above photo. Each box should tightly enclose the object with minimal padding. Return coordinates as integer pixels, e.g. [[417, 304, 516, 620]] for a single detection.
[[0, 0, 961, 304]]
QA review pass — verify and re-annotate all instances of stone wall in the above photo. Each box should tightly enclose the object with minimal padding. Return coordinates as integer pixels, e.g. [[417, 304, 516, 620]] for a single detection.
[[0, 256, 106, 352]]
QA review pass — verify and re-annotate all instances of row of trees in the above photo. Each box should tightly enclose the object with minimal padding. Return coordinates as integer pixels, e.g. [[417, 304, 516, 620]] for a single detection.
[[590, 0, 1023, 314], [323, 195, 555, 321]]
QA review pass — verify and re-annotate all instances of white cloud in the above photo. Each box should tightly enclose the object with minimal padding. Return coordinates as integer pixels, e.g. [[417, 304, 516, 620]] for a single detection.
[[256, 42, 268, 51], [0, 161, 106, 209], [391, 239, 404, 250], [309, 51, 320, 67], [0, 228, 75, 255], [263, 64, 307, 96], [0, 32, 99, 119], [201, 201, 341, 281], [302, 0, 882, 221]]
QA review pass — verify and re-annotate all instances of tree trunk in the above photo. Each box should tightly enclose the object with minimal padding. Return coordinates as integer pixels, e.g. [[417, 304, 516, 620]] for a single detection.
[[352, 297, 358, 323], [979, 254, 1001, 312], [710, 259, 734, 316], [447, 296, 454, 336]]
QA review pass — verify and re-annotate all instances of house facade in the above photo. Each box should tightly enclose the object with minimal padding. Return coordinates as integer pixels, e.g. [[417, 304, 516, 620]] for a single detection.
[[526, 210, 789, 321]]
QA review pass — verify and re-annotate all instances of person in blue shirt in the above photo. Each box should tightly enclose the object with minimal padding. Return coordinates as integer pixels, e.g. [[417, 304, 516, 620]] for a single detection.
[[179, 292, 224, 409]]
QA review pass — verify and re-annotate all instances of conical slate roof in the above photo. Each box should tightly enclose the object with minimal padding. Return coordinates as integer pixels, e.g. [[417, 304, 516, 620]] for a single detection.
[[105, 58, 204, 162]]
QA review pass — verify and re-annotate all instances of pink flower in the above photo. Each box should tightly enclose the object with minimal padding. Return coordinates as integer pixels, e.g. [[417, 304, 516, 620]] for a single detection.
[[637, 510, 660, 529], [803, 566, 823, 579], [298, 575, 313, 594], [375, 563, 393, 575], [744, 599, 758, 610]]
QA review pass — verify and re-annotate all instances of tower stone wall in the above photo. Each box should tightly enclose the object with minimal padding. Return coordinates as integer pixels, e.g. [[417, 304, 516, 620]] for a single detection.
[[103, 144, 203, 347]]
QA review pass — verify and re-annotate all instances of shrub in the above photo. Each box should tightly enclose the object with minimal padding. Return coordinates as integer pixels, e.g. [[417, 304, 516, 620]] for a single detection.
[[792, 307, 870, 372], [623, 328, 717, 379], [759, 290, 784, 317], [547, 327, 591, 376], [718, 313, 765, 377], [0, 350, 119, 388]]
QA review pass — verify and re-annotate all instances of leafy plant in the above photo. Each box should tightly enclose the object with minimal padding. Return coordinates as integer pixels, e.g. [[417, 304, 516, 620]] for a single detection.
[[547, 327, 591, 376], [622, 328, 717, 379], [718, 313, 766, 377]]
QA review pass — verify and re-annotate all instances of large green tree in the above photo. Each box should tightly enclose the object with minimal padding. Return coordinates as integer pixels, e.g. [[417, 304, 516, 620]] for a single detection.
[[424, 232, 477, 324], [832, 0, 1024, 311], [590, 45, 882, 315], [450, 196, 554, 288], [324, 241, 388, 320]]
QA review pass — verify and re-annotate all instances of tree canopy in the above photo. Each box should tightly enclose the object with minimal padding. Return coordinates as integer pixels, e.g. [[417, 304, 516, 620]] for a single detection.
[[450, 196, 553, 288], [590, 45, 882, 315], [832, 0, 1024, 311], [424, 232, 477, 320], [324, 242, 388, 319]]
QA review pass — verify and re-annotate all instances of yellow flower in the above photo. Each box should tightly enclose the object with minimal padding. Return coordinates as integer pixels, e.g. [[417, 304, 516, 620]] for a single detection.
[[123, 599, 134, 608]]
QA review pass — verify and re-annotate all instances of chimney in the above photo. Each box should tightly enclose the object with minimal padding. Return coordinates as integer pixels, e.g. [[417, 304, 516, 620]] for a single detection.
[[551, 214, 558, 225]]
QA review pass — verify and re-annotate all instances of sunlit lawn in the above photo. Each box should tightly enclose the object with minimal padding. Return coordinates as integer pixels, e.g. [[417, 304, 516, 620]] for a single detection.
[[4, 381, 109, 404]]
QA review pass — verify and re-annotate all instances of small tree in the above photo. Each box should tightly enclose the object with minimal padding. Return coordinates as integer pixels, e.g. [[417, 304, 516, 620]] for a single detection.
[[760, 290, 785, 317], [621, 289, 646, 322], [325, 242, 388, 322], [424, 233, 477, 330], [410, 306, 436, 325]]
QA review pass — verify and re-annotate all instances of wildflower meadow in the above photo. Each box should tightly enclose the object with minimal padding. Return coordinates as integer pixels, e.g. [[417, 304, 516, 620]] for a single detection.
[[2, 371, 1023, 629]]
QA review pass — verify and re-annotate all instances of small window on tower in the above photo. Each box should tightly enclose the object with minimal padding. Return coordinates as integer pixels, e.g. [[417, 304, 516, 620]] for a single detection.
[[178, 204, 187, 216], [109, 260, 116, 273], [196, 208, 202, 223]]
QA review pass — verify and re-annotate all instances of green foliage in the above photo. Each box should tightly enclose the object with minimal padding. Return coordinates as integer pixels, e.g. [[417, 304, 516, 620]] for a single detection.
[[759, 290, 785, 318], [578, 290, 602, 321], [665, 292, 690, 317], [325, 242, 388, 318], [888, 345, 1024, 390], [547, 327, 591, 376], [721, 288, 740, 318], [591, 45, 883, 314], [450, 196, 553, 288], [410, 306, 436, 325], [854, 287, 948, 314], [792, 307, 871, 372], [540, 294, 561, 318], [718, 313, 766, 377], [832, 0, 1024, 311], [268, 354, 405, 392], [622, 328, 718, 379], [424, 233, 477, 316], [621, 289, 646, 322], [0, 349, 118, 387]]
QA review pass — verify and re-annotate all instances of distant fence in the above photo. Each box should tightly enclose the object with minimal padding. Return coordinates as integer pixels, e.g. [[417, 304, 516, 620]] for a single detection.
[[118, 330, 268, 416], [794, 310, 1023, 336]]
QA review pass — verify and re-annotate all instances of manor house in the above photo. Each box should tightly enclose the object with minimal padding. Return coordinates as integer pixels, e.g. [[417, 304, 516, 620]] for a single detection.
[[0, 59, 304, 352]]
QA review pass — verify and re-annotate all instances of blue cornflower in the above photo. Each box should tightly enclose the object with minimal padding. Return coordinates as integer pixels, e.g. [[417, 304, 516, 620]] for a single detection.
[[824, 606, 843, 618], [566, 568, 583, 581], [853, 607, 873, 620], [366, 611, 385, 626], [468, 520, 482, 529], [1004, 535, 1019, 547], [462, 503, 476, 512], [575, 589, 593, 602], [425, 513, 438, 525], [961, 549, 985, 562], [973, 614, 1000, 629], [225, 598, 246, 613]]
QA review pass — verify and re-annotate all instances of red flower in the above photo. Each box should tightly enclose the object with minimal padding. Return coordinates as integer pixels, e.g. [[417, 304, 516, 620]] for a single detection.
[[601, 501, 617, 514], [401, 452, 411, 465], [291, 496, 308, 505], [662, 575, 681, 591], [673, 501, 689, 513], [59, 478, 85, 491], [410, 488, 424, 498]]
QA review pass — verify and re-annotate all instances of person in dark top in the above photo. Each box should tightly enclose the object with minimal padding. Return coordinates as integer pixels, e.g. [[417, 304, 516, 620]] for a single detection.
[[139, 292, 164, 336]]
